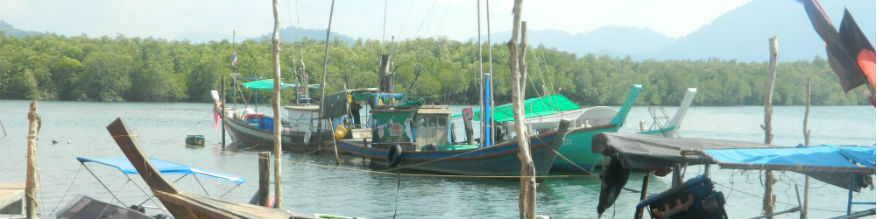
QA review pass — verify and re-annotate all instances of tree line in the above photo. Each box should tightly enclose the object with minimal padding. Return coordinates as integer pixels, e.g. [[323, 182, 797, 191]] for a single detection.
[[0, 32, 869, 106]]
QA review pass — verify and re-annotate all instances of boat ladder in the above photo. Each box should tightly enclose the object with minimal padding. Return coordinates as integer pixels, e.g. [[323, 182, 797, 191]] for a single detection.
[[646, 105, 672, 136]]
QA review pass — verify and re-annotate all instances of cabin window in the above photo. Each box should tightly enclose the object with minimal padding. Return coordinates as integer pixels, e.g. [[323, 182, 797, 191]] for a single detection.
[[438, 117, 447, 126], [417, 117, 426, 127], [427, 117, 437, 127]]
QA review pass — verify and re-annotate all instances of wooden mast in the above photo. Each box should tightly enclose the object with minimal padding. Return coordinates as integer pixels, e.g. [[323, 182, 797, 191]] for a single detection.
[[270, 0, 283, 209], [317, 0, 338, 163]]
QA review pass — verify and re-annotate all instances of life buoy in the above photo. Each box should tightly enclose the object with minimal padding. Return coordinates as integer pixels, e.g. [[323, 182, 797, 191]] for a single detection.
[[387, 144, 403, 167]]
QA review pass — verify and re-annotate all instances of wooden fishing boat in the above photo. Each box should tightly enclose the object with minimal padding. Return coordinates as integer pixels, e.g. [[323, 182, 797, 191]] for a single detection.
[[463, 85, 698, 172], [219, 79, 335, 152], [336, 104, 578, 177], [106, 118, 314, 219]]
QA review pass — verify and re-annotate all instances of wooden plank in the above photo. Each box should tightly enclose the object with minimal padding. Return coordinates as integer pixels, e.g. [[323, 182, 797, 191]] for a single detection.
[[107, 118, 307, 219], [0, 183, 24, 214]]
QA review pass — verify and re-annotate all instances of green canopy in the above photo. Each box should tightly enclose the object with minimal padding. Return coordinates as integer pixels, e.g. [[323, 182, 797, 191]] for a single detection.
[[241, 79, 320, 90], [453, 94, 581, 123], [241, 79, 292, 90]]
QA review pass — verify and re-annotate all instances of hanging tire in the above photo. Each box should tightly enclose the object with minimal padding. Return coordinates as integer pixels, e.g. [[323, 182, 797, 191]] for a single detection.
[[387, 144, 403, 168]]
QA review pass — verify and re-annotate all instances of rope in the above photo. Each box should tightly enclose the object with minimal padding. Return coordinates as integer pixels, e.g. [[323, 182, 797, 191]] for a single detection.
[[51, 165, 83, 213], [393, 173, 401, 219], [714, 180, 846, 213]]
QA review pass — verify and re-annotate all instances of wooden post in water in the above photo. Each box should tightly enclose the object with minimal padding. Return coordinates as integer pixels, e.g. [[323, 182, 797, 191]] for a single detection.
[[270, 0, 283, 209], [635, 173, 651, 219], [221, 76, 226, 151], [801, 78, 811, 219], [258, 151, 271, 207], [507, 0, 534, 217], [25, 101, 39, 219], [762, 36, 779, 219]]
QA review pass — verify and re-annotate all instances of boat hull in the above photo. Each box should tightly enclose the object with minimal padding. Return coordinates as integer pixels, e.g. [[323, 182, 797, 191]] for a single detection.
[[338, 131, 570, 177], [223, 116, 334, 152], [551, 124, 621, 172]]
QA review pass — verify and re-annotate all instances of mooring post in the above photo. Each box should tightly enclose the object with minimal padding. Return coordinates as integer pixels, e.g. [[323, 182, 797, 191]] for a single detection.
[[635, 173, 651, 219], [221, 76, 226, 151], [762, 36, 779, 219], [258, 151, 270, 207], [270, 0, 283, 209], [25, 101, 39, 219], [801, 78, 811, 219]]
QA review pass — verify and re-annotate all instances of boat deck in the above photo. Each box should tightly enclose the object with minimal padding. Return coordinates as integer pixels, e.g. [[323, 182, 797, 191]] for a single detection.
[[0, 183, 24, 215]]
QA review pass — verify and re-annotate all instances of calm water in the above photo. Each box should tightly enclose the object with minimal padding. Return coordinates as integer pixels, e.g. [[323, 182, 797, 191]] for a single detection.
[[0, 100, 874, 218]]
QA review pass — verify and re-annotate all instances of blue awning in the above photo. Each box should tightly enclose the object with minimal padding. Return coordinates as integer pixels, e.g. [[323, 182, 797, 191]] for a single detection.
[[77, 157, 246, 184], [704, 145, 876, 172]]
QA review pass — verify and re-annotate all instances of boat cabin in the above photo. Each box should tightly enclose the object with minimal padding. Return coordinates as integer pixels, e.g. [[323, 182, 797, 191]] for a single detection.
[[370, 105, 452, 152]]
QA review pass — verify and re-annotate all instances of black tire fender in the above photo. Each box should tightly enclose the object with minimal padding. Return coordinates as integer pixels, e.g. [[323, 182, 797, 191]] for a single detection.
[[387, 144, 403, 167]]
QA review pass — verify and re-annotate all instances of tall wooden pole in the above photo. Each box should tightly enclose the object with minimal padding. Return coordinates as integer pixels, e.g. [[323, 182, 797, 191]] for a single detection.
[[25, 101, 39, 219], [762, 36, 779, 219], [801, 78, 811, 219], [270, 0, 283, 209], [507, 0, 535, 217]]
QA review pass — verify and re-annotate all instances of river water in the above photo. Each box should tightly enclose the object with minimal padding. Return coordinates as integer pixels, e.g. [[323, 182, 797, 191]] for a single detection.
[[0, 100, 873, 218]]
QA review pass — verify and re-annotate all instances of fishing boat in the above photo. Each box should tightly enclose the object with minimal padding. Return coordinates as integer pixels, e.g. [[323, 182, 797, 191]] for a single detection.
[[591, 132, 876, 219], [218, 78, 337, 152], [461, 85, 697, 172], [106, 118, 314, 219], [336, 101, 582, 177]]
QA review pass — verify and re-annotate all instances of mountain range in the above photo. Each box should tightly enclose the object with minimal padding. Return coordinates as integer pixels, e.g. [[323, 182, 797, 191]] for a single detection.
[[487, 0, 875, 62], [1, 0, 873, 62]]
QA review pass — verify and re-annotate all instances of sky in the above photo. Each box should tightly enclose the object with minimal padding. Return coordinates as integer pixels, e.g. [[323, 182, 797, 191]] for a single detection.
[[0, 0, 751, 42]]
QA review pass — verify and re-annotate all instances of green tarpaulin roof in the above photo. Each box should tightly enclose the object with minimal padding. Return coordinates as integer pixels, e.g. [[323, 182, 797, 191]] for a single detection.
[[241, 79, 320, 90], [453, 94, 581, 123]]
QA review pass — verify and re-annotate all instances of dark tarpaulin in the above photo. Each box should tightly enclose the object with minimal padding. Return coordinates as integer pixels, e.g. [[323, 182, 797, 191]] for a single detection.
[[591, 133, 778, 170], [322, 92, 349, 119]]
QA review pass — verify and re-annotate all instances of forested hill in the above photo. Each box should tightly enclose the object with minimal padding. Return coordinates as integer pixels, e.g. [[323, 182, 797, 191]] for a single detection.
[[0, 32, 869, 106]]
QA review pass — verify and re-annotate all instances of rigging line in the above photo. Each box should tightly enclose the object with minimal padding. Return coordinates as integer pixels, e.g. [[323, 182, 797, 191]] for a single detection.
[[414, 0, 438, 38], [381, 0, 388, 54], [51, 165, 83, 213], [540, 48, 556, 95], [713, 181, 847, 213], [433, 2, 452, 38], [396, 0, 414, 39]]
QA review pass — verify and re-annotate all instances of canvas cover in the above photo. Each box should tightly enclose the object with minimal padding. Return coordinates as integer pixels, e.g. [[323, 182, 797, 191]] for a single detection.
[[455, 94, 581, 123], [77, 157, 246, 184]]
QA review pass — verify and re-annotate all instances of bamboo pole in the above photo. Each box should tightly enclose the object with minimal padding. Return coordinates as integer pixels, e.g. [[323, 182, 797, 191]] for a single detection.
[[270, 0, 283, 209], [316, 0, 339, 164], [762, 36, 779, 219], [801, 78, 811, 219], [25, 101, 39, 219]]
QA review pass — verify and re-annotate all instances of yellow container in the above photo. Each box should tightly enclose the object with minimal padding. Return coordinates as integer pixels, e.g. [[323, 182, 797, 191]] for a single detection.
[[334, 125, 348, 139]]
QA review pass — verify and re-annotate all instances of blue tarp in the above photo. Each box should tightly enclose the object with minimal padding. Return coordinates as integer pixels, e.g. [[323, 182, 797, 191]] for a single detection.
[[704, 145, 876, 169], [77, 157, 246, 184]]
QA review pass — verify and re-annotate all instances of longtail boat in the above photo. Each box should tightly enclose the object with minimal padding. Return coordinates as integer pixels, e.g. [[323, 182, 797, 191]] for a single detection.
[[106, 118, 314, 219], [337, 104, 577, 177]]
